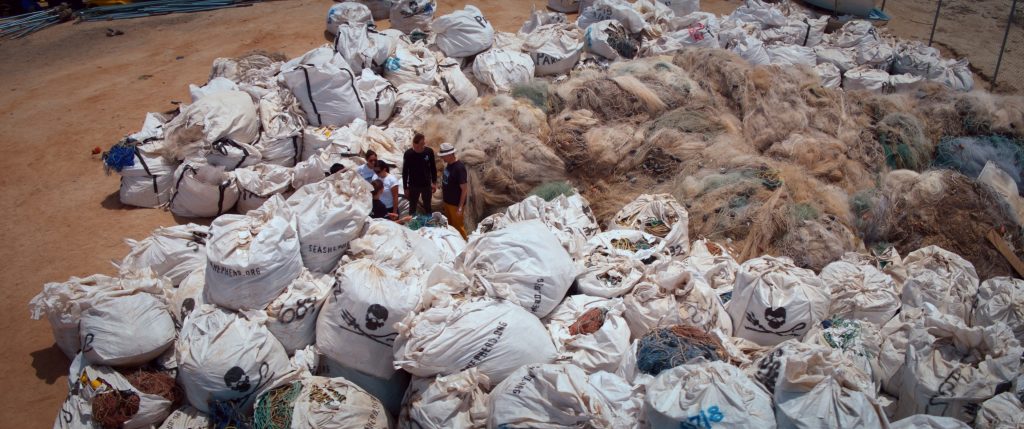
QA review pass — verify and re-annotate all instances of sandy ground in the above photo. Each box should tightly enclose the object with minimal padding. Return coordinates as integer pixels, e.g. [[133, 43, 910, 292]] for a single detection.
[[0, 0, 1008, 425]]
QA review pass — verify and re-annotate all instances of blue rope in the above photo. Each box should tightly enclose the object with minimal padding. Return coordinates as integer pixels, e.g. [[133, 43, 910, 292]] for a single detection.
[[636, 327, 723, 376], [208, 398, 252, 429], [103, 143, 136, 173]]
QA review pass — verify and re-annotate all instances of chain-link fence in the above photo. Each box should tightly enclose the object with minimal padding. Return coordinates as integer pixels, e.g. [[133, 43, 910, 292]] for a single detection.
[[881, 0, 1022, 93]]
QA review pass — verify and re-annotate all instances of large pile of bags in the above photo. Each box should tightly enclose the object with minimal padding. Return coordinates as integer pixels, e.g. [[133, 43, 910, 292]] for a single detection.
[[45, 0, 1024, 427]]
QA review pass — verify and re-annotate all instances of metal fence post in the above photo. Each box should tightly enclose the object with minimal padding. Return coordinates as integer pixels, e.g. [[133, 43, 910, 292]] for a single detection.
[[992, 0, 1020, 89], [929, 0, 943, 46]]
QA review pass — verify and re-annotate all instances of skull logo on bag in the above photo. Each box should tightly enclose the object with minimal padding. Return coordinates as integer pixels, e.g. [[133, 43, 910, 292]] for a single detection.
[[224, 367, 251, 392], [764, 307, 787, 329], [365, 304, 389, 330]]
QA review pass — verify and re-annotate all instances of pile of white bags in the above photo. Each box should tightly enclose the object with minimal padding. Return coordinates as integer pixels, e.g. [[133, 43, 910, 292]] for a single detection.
[[204, 195, 303, 310], [264, 269, 333, 354], [457, 220, 577, 318], [398, 368, 490, 428], [116, 223, 209, 286], [287, 169, 372, 273], [725, 256, 830, 346], [393, 297, 558, 383], [176, 305, 293, 412], [168, 162, 240, 218], [645, 361, 775, 428], [279, 47, 365, 128], [544, 295, 631, 373], [432, 6, 494, 58]]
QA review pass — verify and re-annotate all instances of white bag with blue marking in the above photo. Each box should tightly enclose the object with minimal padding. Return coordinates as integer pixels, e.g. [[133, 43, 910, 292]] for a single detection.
[[645, 361, 775, 429]]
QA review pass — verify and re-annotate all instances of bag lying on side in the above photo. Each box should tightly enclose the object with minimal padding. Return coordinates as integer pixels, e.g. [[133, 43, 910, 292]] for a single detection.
[[471, 49, 535, 93], [78, 280, 176, 367], [900, 245, 979, 322]]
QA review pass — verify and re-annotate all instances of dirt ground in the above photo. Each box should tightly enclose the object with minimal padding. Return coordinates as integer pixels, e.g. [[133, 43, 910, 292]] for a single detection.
[[0, 0, 1005, 425]]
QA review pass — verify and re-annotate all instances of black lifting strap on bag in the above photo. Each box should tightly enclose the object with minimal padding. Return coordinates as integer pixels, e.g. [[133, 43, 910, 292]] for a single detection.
[[374, 84, 398, 120], [340, 67, 365, 111], [291, 135, 301, 166], [215, 182, 230, 217], [168, 164, 198, 207], [213, 139, 249, 170], [802, 18, 812, 47], [300, 65, 324, 127], [132, 146, 159, 194]]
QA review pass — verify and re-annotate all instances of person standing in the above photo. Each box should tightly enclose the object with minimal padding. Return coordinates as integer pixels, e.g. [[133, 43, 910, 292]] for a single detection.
[[439, 143, 468, 239], [374, 160, 401, 218], [402, 133, 437, 215]]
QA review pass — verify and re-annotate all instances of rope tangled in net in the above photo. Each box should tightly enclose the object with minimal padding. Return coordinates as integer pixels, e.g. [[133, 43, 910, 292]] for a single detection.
[[642, 217, 672, 237], [92, 389, 140, 429], [253, 381, 302, 429], [636, 325, 728, 376]]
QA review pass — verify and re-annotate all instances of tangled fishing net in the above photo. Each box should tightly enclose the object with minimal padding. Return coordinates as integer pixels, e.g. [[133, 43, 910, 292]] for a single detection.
[[253, 381, 302, 429], [636, 325, 728, 376]]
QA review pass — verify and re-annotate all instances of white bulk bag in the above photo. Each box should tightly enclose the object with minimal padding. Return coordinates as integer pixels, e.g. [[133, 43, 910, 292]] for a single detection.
[[205, 140, 262, 171], [79, 286, 175, 367], [204, 196, 303, 310], [645, 361, 775, 429], [346, 219, 442, 273], [750, 339, 877, 396], [814, 62, 842, 89], [255, 136, 301, 168], [384, 45, 439, 87], [891, 415, 971, 429], [893, 41, 945, 78], [548, 0, 580, 13], [623, 260, 732, 338], [893, 315, 1023, 422], [844, 65, 892, 92], [612, 193, 689, 258], [301, 119, 369, 160], [233, 163, 293, 214], [776, 373, 889, 428], [390, 83, 450, 129], [976, 393, 1024, 429], [116, 223, 209, 286], [802, 318, 884, 387], [176, 305, 293, 413], [522, 24, 584, 76], [973, 277, 1024, 343], [288, 376, 390, 429], [287, 169, 372, 273], [830, 20, 879, 48], [487, 364, 619, 428], [334, 23, 374, 75], [317, 259, 423, 379], [314, 354, 410, 418], [544, 295, 631, 373], [476, 193, 598, 260], [457, 220, 577, 318], [857, 40, 895, 70], [390, 0, 436, 34], [162, 91, 260, 160], [932, 58, 974, 91], [875, 306, 932, 396], [168, 162, 239, 218], [432, 6, 494, 58], [819, 261, 900, 326], [265, 269, 333, 354], [416, 222, 468, 264], [472, 49, 535, 93], [357, 69, 398, 125], [725, 256, 830, 346], [158, 406, 211, 429], [171, 267, 206, 325], [901, 245, 979, 322], [577, 252, 645, 298], [279, 47, 365, 128], [291, 151, 362, 190], [815, 45, 858, 72], [399, 369, 490, 429], [393, 298, 558, 383], [684, 239, 739, 292], [436, 58, 479, 106], [766, 43, 817, 66], [584, 20, 640, 61], [577, 0, 646, 33], [326, 2, 372, 36], [188, 76, 238, 103], [727, 34, 771, 66], [58, 356, 173, 429], [118, 142, 178, 208]]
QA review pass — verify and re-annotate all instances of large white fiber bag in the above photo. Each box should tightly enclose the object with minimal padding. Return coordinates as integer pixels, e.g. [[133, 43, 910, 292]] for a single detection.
[[301, 119, 369, 161], [390, 83, 450, 129], [684, 239, 739, 292], [819, 260, 900, 326], [545, 295, 631, 373], [118, 141, 178, 208], [171, 267, 206, 325], [815, 45, 858, 72], [57, 355, 173, 429], [346, 219, 442, 273], [383, 45, 438, 87], [256, 92, 304, 167], [726, 256, 830, 346], [901, 245, 979, 322], [976, 392, 1024, 429], [398, 369, 490, 429], [432, 6, 494, 58], [30, 270, 166, 358], [802, 318, 884, 388], [844, 65, 892, 92], [893, 315, 1023, 423], [973, 277, 1024, 343], [233, 163, 293, 214], [727, 33, 771, 65], [472, 49, 535, 93], [814, 62, 842, 89], [457, 220, 577, 318], [265, 269, 333, 354], [334, 23, 375, 76], [204, 195, 303, 310], [326, 2, 372, 36], [158, 405, 211, 429], [874, 306, 932, 396], [287, 169, 372, 273], [891, 415, 970, 429], [584, 20, 640, 61], [79, 285, 175, 367], [390, 0, 436, 34], [393, 298, 558, 384], [205, 139, 262, 171], [776, 371, 889, 428], [577, 0, 646, 33], [522, 23, 584, 76], [476, 193, 598, 260], [288, 376, 390, 429], [857, 40, 896, 70], [612, 193, 689, 259], [416, 224, 467, 264], [317, 259, 422, 379], [487, 363, 619, 428], [436, 57, 478, 106], [767, 43, 817, 66], [162, 90, 260, 160], [176, 305, 293, 413], [168, 162, 239, 218], [116, 223, 209, 286], [291, 151, 363, 190], [357, 69, 398, 126], [279, 47, 365, 128], [893, 41, 945, 78], [623, 260, 732, 338], [645, 361, 775, 429]]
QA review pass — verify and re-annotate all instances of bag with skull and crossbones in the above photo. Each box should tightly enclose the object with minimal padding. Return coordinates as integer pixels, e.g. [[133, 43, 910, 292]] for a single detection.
[[725, 256, 830, 347]]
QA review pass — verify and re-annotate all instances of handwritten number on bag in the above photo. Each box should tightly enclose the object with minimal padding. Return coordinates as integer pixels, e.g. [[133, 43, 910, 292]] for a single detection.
[[683, 406, 724, 429]]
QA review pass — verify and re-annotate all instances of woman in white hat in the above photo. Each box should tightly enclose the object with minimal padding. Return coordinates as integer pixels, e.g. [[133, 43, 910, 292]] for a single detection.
[[439, 142, 468, 238]]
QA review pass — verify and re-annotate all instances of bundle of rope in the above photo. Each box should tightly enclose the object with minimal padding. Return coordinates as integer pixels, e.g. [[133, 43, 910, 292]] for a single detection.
[[253, 380, 302, 429], [636, 325, 728, 376], [92, 389, 140, 429]]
